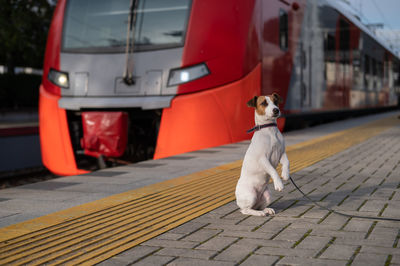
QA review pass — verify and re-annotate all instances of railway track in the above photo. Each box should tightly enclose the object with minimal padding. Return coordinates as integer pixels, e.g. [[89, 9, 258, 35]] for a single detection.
[[0, 167, 57, 189]]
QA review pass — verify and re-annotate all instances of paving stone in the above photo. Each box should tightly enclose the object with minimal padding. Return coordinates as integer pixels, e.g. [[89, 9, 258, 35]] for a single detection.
[[140, 239, 198, 249], [269, 199, 298, 214], [278, 204, 314, 218], [351, 184, 377, 197], [361, 246, 400, 255], [155, 248, 216, 259], [255, 246, 317, 258], [205, 223, 256, 232], [302, 208, 330, 219], [276, 257, 347, 266], [167, 258, 235, 266], [222, 210, 246, 220], [219, 229, 275, 240], [181, 228, 221, 242], [195, 236, 238, 251], [273, 227, 310, 242], [193, 217, 238, 225], [212, 243, 256, 263], [381, 203, 400, 217], [236, 238, 294, 249], [369, 188, 395, 200], [338, 198, 366, 211], [97, 246, 159, 265], [257, 218, 292, 233], [343, 218, 374, 232], [208, 202, 238, 216], [318, 244, 357, 260], [237, 215, 272, 227], [154, 233, 185, 241], [311, 229, 366, 240], [134, 255, 175, 266], [351, 252, 388, 266], [391, 254, 400, 264], [334, 236, 395, 248], [367, 226, 398, 242], [195, 212, 224, 220], [390, 192, 400, 201], [168, 221, 207, 235], [295, 235, 332, 250], [359, 199, 387, 213], [317, 213, 349, 230], [375, 220, 400, 229], [97, 257, 131, 266], [240, 254, 280, 266], [286, 218, 320, 230]]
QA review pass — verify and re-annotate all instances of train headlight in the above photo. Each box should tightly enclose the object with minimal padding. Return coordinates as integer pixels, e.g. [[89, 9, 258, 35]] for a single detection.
[[167, 63, 210, 87], [48, 68, 69, 88]]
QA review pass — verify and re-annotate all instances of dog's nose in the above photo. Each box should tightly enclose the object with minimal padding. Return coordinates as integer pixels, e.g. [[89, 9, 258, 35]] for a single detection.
[[273, 108, 280, 115]]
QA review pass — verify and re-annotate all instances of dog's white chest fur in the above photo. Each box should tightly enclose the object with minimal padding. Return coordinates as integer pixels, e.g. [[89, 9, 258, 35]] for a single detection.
[[238, 127, 285, 191], [244, 129, 284, 175]]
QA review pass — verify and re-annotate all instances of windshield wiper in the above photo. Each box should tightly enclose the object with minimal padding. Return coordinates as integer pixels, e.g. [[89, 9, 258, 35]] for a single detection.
[[123, 0, 139, 85]]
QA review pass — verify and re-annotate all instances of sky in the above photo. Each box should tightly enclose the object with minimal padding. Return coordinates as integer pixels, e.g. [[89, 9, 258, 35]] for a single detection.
[[342, 0, 400, 55]]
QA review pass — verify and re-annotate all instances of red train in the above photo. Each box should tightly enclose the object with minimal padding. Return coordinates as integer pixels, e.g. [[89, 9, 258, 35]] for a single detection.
[[40, 0, 400, 176]]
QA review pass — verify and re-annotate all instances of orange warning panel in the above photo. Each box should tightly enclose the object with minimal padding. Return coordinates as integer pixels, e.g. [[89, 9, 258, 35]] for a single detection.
[[39, 85, 88, 176], [154, 64, 262, 159]]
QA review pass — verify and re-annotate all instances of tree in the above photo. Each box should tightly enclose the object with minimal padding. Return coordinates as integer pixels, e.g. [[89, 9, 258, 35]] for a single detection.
[[0, 0, 55, 74]]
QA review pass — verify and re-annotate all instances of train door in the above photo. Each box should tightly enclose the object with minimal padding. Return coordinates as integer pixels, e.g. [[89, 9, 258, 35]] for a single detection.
[[298, 0, 319, 109], [339, 19, 351, 107]]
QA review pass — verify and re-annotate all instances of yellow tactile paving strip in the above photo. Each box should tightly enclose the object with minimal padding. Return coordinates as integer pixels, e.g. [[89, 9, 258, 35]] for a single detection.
[[0, 115, 398, 265]]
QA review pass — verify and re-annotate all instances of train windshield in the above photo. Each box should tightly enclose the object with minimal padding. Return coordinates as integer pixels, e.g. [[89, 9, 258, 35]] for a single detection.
[[62, 0, 191, 52]]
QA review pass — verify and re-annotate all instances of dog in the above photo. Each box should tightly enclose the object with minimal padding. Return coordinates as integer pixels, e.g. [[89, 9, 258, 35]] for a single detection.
[[235, 93, 290, 216]]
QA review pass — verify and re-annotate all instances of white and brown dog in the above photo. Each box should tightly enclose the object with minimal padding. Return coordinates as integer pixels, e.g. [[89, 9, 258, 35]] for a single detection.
[[235, 93, 290, 216]]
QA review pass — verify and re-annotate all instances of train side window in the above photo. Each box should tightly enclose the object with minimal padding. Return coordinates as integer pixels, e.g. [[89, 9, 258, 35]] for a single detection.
[[364, 54, 370, 90], [279, 9, 288, 51]]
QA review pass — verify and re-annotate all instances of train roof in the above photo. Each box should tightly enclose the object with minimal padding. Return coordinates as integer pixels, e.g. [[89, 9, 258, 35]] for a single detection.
[[323, 0, 400, 60]]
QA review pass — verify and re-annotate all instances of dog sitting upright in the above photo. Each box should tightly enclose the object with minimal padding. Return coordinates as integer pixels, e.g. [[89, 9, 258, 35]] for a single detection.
[[235, 93, 290, 216]]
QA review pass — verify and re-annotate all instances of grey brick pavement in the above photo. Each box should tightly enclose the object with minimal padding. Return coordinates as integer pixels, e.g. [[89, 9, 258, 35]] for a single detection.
[[104, 124, 400, 265]]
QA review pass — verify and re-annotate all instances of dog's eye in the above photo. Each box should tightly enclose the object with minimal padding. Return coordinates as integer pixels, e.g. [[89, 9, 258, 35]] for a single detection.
[[261, 100, 268, 107]]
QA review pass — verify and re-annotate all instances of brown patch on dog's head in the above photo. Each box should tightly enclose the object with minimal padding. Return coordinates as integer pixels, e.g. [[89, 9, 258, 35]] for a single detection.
[[246, 96, 258, 108], [269, 93, 283, 106], [247, 96, 268, 115]]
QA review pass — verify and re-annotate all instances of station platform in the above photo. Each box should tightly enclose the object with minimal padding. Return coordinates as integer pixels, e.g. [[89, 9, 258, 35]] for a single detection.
[[0, 111, 399, 265]]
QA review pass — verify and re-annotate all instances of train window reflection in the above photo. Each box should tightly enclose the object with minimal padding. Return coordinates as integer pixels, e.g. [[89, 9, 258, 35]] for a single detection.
[[62, 0, 191, 52]]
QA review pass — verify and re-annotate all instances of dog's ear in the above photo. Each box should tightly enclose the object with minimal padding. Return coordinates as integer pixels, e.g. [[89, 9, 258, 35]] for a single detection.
[[272, 93, 283, 105], [247, 96, 258, 108]]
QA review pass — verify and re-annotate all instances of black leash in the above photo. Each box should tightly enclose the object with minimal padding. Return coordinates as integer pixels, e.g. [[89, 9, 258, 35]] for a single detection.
[[289, 176, 400, 222]]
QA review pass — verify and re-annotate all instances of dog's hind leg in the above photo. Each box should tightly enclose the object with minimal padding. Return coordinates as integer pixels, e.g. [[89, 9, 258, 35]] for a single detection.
[[237, 191, 268, 216], [240, 208, 269, 216], [255, 186, 275, 216]]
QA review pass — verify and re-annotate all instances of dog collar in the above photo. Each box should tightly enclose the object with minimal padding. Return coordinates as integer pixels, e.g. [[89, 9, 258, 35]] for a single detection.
[[246, 123, 277, 133]]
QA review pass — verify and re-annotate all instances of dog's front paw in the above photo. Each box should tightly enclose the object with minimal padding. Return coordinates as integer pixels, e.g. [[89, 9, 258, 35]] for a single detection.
[[282, 170, 290, 181], [274, 179, 284, 191]]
